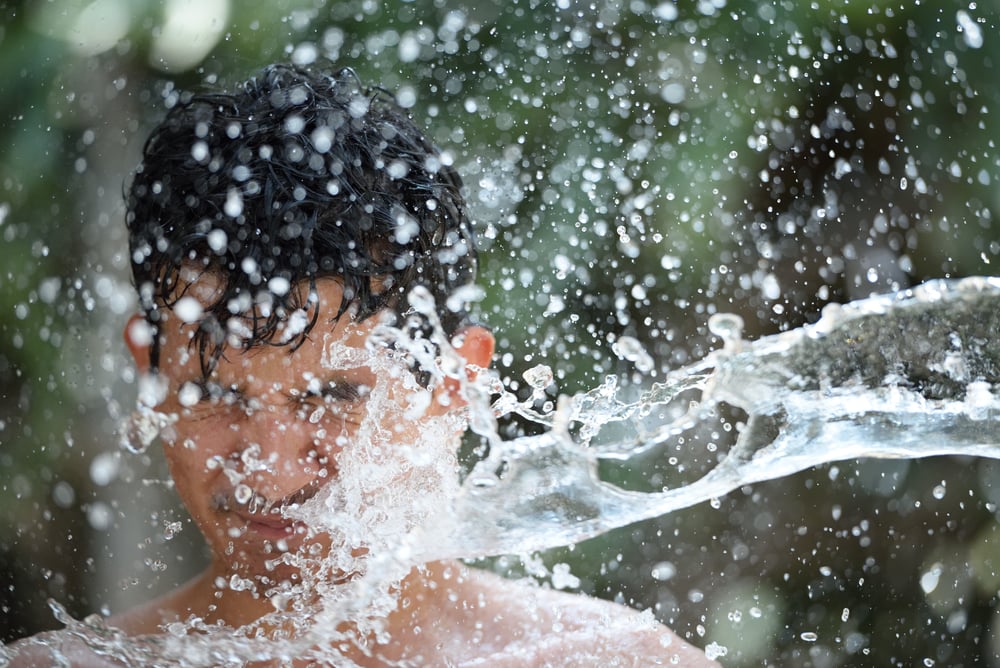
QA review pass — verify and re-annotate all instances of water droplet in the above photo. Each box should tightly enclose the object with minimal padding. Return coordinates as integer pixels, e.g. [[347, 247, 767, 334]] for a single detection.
[[523, 364, 554, 390], [268, 276, 291, 296], [224, 188, 244, 218], [174, 296, 204, 324], [704, 642, 728, 660], [707, 313, 744, 347], [89, 452, 120, 486], [957, 10, 983, 49], [191, 140, 209, 162], [650, 561, 676, 581], [86, 502, 113, 531], [920, 563, 943, 594], [234, 484, 253, 505], [163, 521, 183, 540], [550, 562, 580, 590], [177, 381, 203, 407], [52, 481, 75, 508], [207, 228, 228, 252]]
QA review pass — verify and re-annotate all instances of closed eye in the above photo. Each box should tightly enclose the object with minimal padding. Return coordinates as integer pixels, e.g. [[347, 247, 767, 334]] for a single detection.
[[305, 381, 368, 404], [180, 380, 252, 415], [200, 380, 244, 403], [293, 381, 370, 424]]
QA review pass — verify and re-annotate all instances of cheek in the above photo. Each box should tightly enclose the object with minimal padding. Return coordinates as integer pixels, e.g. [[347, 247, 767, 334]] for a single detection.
[[307, 409, 364, 450], [161, 441, 212, 502], [162, 420, 237, 479]]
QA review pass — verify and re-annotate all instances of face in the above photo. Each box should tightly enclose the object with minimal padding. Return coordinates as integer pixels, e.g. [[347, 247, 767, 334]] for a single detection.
[[125, 278, 493, 585]]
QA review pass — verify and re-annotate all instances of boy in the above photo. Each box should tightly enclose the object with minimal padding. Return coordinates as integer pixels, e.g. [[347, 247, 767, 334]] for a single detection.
[[7, 64, 716, 666]]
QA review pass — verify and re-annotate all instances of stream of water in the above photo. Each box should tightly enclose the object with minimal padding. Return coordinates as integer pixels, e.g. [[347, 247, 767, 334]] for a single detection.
[[430, 275, 1000, 559]]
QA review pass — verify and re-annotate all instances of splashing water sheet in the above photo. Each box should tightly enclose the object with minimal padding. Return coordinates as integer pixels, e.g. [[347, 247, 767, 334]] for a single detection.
[[435, 276, 1000, 558], [2, 277, 998, 666]]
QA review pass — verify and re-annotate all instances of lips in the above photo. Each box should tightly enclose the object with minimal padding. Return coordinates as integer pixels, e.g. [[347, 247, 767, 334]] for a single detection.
[[236, 511, 299, 540], [211, 479, 326, 541]]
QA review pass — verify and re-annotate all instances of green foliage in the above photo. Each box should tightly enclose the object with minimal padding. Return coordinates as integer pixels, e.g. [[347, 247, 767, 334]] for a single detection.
[[1, 1, 998, 663]]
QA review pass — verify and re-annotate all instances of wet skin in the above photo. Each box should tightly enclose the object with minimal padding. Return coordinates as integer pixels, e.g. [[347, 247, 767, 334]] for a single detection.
[[122, 278, 490, 623]]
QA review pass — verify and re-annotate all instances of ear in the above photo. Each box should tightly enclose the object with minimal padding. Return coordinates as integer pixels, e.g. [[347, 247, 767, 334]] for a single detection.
[[124, 313, 153, 374], [433, 325, 495, 411], [452, 325, 494, 374]]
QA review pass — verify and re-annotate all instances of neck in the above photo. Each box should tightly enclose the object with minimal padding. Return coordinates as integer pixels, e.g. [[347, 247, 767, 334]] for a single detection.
[[106, 558, 481, 667], [190, 558, 464, 623], [113, 556, 472, 660]]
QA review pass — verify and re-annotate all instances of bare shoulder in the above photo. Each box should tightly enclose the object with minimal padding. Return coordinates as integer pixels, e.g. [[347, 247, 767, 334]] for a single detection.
[[103, 571, 211, 636], [2, 631, 127, 668], [450, 567, 721, 667]]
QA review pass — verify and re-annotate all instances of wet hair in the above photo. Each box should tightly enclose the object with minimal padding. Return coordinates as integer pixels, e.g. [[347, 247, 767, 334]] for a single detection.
[[126, 64, 476, 375]]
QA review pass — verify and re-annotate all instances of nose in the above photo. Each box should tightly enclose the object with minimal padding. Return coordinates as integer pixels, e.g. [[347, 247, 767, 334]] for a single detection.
[[230, 407, 332, 502]]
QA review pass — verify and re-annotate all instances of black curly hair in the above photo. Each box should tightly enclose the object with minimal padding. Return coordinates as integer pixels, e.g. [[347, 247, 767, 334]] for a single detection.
[[126, 64, 477, 376]]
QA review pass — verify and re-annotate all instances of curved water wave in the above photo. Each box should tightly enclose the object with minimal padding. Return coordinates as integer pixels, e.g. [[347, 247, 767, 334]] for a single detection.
[[436, 276, 1000, 559]]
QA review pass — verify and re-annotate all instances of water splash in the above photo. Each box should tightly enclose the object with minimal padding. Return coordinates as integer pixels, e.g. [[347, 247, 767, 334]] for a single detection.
[[426, 276, 1000, 559], [6, 277, 998, 666]]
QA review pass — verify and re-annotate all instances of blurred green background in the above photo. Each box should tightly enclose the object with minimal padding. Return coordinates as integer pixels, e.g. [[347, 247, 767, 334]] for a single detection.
[[1, 0, 999, 665]]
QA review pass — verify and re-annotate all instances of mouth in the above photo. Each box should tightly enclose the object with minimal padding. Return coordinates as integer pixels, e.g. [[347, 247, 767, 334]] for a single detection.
[[212, 479, 325, 541], [236, 513, 300, 541]]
